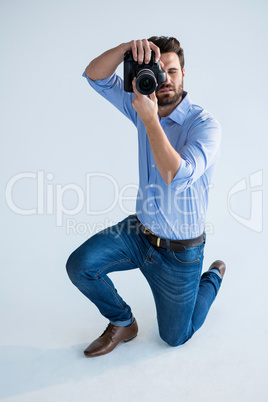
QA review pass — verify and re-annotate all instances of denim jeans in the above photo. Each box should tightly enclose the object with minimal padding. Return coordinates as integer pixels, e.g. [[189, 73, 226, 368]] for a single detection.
[[66, 214, 222, 346]]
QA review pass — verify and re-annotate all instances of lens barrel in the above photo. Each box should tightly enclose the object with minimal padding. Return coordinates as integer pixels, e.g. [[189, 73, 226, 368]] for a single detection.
[[136, 69, 157, 95]]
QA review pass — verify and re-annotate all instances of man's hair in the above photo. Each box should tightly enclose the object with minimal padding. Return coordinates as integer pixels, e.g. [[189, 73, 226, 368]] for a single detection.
[[148, 36, 185, 70]]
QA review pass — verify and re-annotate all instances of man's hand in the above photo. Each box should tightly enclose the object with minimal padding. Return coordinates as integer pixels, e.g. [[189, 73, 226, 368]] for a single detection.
[[132, 77, 158, 125], [124, 39, 161, 64]]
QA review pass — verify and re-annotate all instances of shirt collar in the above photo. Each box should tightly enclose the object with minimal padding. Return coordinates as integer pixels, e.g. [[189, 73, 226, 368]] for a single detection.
[[164, 91, 192, 125]]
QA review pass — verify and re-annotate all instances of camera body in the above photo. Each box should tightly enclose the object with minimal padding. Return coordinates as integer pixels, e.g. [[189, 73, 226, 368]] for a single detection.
[[123, 51, 167, 95]]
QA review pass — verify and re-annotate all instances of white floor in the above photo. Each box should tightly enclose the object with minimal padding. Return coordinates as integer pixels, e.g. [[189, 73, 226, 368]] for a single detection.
[[1, 228, 267, 402]]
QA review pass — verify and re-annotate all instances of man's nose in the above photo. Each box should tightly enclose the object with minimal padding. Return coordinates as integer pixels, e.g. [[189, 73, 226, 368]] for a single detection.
[[164, 73, 171, 85]]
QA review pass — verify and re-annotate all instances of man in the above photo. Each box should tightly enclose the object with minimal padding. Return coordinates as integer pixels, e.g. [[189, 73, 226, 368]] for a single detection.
[[66, 36, 226, 357]]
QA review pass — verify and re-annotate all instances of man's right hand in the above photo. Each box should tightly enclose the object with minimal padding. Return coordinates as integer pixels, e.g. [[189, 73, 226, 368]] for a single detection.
[[124, 39, 161, 65]]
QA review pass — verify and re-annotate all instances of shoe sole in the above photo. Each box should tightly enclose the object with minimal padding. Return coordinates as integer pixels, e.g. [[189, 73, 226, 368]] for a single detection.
[[124, 335, 137, 343]]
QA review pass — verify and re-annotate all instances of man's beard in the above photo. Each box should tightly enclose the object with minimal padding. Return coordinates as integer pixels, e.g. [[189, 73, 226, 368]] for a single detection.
[[156, 84, 184, 107]]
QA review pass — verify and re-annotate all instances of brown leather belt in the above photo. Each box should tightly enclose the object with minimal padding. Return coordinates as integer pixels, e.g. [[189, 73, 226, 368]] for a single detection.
[[139, 223, 205, 252]]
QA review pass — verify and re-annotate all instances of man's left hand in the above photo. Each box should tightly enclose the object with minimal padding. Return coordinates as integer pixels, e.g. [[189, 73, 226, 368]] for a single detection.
[[132, 78, 158, 125]]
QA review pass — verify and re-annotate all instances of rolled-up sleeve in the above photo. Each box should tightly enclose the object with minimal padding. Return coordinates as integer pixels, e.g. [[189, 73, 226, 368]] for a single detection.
[[82, 72, 137, 126], [170, 117, 221, 191]]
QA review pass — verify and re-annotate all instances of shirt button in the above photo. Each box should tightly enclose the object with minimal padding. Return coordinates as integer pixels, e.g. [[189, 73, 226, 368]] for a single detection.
[[152, 164, 155, 168], [150, 203, 153, 207], [150, 184, 154, 187], [152, 220, 155, 224]]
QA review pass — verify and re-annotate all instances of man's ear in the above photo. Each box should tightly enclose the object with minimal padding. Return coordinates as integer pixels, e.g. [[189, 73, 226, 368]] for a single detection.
[[182, 67, 185, 78]]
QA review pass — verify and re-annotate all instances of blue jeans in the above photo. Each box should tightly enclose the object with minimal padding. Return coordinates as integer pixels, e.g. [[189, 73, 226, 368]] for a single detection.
[[66, 214, 222, 346]]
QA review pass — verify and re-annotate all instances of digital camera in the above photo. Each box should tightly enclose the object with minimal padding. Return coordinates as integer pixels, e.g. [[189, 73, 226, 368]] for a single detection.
[[123, 51, 167, 95]]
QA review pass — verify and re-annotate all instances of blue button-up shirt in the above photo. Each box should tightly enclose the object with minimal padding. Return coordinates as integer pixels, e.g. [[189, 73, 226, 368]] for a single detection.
[[83, 72, 221, 240]]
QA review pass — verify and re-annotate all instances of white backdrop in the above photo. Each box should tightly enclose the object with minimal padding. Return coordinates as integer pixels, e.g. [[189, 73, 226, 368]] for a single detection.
[[1, 0, 267, 401]]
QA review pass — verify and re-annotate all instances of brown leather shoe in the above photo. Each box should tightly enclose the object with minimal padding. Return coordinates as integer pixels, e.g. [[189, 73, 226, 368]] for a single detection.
[[84, 319, 138, 357], [208, 260, 226, 279]]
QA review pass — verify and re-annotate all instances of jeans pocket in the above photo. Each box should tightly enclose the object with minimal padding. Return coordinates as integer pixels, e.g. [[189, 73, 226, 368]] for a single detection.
[[140, 246, 157, 270], [171, 246, 201, 265]]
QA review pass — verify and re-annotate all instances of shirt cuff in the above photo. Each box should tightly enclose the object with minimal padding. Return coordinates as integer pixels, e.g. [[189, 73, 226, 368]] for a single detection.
[[170, 158, 194, 191], [82, 71, 116, 92]]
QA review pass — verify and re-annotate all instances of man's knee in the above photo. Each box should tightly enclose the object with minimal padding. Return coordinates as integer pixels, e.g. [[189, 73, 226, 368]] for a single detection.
[[159, 328, 190, 347], [66, 251, 77, 283], [66, 248, 88, 285]]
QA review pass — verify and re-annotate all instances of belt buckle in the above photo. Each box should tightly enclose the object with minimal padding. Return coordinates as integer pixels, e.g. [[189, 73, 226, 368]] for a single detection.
[[143, 227, 155, 236], [143, 226, 161, 248]]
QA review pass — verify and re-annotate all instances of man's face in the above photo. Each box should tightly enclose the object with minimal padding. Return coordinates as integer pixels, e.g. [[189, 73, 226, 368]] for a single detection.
[[156, 52, 185, 107]]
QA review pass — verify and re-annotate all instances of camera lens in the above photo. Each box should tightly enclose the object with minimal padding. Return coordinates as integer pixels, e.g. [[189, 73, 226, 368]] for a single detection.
[[136, 69, 157, 95], [141, 78, 152, 89]]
